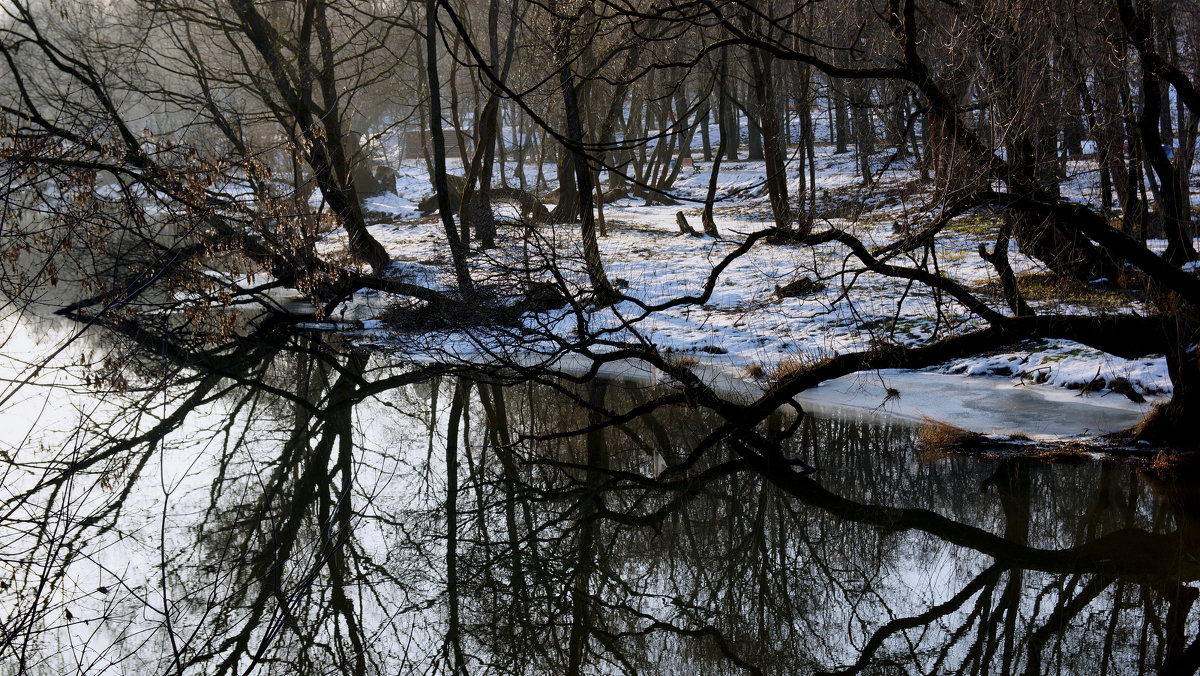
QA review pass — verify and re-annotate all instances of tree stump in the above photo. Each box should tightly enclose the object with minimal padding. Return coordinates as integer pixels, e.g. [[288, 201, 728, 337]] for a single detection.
[[774, 277, 825, 298], [676, 211, 700, 236]]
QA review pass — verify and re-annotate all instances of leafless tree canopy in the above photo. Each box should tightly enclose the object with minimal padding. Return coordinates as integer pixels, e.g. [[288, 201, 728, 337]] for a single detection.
[[3, 2, 1200, 668], [1, 0, 1197, 443]]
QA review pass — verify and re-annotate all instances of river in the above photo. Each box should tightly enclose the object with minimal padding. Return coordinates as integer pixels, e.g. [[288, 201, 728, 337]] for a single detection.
[[0, 317, 1197, 675]]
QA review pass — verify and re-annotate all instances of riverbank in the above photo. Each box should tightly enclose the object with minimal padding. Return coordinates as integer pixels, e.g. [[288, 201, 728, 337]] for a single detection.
[[320, 146, 1173, 442]]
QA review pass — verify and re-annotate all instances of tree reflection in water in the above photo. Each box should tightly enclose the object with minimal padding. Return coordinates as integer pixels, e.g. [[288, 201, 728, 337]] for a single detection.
[[1, 327, 1199, 675]]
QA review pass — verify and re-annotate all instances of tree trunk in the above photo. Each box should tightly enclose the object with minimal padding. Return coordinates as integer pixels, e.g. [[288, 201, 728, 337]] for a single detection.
[[657, 88, 701, 192], [1134, 320, 1200, 444], [1098, 61, 1146, 234], [702, 71, 728, 238], [850, 80, 874, 187], [751, 50, 791, 229], [426, 0, 473, 292], [554, 11, 615, 303], [567, 382, 607, 675], [227, 0, 391, 273], [548, 148, 580, 223], [1139, 64, 1196, 265], [720, 61, 739, 162], [833, 78, 850, 154], [1061, 89, 1085, 158], [459, 93, 501, 249], [796, 61, 815, 234], [746, 104, 764, 161], [444, 378, 467, 672]]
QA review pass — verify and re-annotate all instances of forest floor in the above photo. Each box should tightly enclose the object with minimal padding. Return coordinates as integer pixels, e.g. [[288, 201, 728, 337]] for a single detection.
[[315, 141, 1189, 440]]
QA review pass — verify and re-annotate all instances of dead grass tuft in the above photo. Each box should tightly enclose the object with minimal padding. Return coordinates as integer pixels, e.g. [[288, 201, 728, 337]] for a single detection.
[[1030, 446, 1090, 464], [768, 349, 836, 383], [667, 354, 700, 368], [769, 355, 808, 381], [743, 363, 765, 379], [1150, 450, 1189, 474], [916, 417, 981, 462], [1015, 272, 1134, 311]]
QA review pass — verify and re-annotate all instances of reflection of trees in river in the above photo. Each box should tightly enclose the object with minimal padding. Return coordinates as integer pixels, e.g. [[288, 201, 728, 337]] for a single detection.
[[2, 332, 1200, 674], [454, 381, 1200, 674]]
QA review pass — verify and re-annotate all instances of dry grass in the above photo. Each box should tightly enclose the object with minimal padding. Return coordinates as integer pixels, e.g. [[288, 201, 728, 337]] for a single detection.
[[743, 363, 765, 379], [1015, 272, 1134, 311], [768, 349, 836, 383], [666, 354, 700, 368], [1150, 450, 1191, 474], [769, 355, 808, 381], [916, 417, 982, 462], [971, 272, 1142, 316], [1030, 446, 1090, 464]]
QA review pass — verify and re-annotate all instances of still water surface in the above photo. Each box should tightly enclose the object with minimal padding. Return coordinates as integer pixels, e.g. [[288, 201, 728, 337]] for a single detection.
[[1, 319, 1198, 675]]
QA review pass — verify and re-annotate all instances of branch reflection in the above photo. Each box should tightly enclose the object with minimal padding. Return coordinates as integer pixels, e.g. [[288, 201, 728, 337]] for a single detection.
[[2, 327, 1198, 675]]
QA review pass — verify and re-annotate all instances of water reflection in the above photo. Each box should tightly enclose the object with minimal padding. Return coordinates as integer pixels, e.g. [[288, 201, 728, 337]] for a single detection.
[[1, 325, 1199, 675]]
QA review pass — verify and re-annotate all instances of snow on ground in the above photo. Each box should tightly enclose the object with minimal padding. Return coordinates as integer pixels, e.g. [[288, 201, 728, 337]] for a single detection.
[[312, 138, 1174, 436], [362, 191, 420, 218]]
